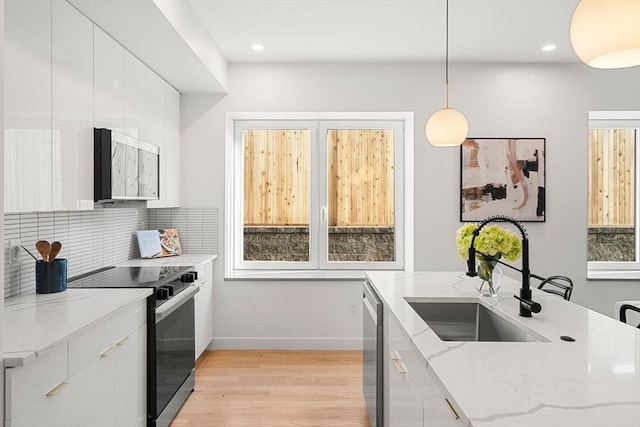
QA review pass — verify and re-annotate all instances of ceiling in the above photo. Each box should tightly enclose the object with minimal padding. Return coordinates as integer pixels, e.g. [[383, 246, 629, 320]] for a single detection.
[[69, 0, 583, 93], [187, 0, 580, 63]]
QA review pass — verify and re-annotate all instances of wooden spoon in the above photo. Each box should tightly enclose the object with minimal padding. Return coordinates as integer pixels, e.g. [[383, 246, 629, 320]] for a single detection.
[[35, 240, 50, 262], [49, 241, 62, 262]]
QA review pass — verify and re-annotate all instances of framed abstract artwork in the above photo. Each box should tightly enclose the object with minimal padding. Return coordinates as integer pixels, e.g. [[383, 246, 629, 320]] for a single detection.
[[460, 138, 546, 222]]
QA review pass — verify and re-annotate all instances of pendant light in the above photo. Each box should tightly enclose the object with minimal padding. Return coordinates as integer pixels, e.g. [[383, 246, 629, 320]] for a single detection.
[[426, 0, 469, 147], [570, 0, 640, 69]]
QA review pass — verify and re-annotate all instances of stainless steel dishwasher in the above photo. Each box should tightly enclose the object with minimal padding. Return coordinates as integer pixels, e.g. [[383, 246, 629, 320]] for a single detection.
[[362, 278, 383, 427]]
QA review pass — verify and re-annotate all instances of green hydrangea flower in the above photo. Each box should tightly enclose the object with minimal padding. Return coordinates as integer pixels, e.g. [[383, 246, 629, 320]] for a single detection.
[[455, 223, 522, 262]]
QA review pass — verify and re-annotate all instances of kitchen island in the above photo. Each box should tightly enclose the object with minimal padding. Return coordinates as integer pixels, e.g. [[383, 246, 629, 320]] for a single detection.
[[366, 271, 640, 427]]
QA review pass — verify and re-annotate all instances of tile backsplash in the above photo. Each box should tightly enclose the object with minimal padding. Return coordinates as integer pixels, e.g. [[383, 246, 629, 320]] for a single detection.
[[4, 206, 219, 298], [147, 207, 219, 255]]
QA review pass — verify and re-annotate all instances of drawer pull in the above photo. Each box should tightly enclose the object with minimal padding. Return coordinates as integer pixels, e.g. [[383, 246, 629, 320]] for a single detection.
[[100, 346, 115, 357], [394, 360, 409, 374], [389, 350, 402, 361], [116, 336, 130, 346], [444, 398, 460, 420], [46, 381, 67, 397]]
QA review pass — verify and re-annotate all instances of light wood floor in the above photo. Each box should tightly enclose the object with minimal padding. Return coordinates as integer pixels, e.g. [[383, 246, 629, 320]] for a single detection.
[[170, 350, 371, 427]]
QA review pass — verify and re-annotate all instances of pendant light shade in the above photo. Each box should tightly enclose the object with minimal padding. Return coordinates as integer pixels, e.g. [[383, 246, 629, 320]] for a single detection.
[[425, 108, 469, 147], [427, 0, 469, 147], [570, 0, 640, 69]]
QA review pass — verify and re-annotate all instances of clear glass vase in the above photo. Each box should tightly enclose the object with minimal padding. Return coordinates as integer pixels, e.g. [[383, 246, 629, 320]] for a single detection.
[[474, 262, 503, 297]]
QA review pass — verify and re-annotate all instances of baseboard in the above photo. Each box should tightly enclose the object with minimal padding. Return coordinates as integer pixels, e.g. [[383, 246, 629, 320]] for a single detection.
[[209, 337, 362, 350]]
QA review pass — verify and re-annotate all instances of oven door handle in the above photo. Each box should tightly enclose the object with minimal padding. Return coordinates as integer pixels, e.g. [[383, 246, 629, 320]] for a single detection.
[[155, 286, 200, 323]]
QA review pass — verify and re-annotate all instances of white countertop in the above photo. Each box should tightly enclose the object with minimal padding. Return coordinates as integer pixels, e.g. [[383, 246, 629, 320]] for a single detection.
[[366, 271, 640, 427], [117, 253, 217, 268], [3, 288, 152, 368]]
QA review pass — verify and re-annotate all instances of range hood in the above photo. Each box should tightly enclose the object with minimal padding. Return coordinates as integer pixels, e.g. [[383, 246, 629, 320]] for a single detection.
[[94, 128, 159, 203]]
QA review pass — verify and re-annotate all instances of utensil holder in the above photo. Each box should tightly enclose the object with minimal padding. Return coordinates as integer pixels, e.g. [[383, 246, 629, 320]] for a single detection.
[[35, 259, 67, 294]]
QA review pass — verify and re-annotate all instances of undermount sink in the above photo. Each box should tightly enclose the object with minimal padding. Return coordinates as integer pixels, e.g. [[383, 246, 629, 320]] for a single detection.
[[406, 301, 545, 343]]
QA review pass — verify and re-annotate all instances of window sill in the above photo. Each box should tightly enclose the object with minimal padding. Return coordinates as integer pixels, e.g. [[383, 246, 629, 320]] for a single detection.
[[587, 270, 640, 281], [224, 269, 402, 281]]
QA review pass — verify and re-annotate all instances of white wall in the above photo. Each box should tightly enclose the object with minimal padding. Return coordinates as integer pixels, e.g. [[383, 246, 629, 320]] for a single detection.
[[181, 62, 640, 349], [1, 0, 6, 416]]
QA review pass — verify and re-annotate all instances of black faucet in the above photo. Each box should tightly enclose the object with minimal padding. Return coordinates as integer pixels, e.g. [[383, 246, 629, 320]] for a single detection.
[[466, 215, 542, 317]]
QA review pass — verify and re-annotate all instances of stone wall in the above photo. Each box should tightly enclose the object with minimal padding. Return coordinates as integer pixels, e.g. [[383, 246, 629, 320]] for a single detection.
[[328, 226, 395, 262], [243, 226, 395, 262], [244, 227, 310, 261], [587, 227, 635, 261]]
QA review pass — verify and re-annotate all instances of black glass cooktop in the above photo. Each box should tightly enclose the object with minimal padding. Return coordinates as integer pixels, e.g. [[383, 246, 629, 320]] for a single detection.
[[68, 266, 193, 289]]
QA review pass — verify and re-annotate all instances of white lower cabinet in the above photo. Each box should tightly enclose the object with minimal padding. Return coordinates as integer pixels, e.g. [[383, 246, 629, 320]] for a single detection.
[[384, 313, 423, 427], [115, 325, 147, 427], [5, 300, 147, 427], [6, 381, 69, 427], [194, 259, 214, 359], [383, 308, 466, 427], [65, 348, 116, 427]]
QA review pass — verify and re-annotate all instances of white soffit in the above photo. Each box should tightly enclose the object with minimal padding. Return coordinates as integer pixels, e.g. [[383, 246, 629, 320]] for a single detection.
[[68, 0, 228, 94]]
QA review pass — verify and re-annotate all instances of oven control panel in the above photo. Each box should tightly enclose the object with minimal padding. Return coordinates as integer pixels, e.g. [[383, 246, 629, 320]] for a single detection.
[[155, 271, 198, 303]]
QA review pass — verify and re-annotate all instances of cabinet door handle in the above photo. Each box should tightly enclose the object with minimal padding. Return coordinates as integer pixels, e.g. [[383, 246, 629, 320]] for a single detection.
[[389, 350, 402, 361], [393, 361, 409, 374], [100, 346, 115, 357], [46, 381, 68, 397], [116, 336, 130, 346], [444, 398, 460, 420]]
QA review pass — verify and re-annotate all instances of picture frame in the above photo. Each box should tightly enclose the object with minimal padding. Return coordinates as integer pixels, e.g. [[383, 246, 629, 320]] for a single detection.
[[460, 138, 546, 222]]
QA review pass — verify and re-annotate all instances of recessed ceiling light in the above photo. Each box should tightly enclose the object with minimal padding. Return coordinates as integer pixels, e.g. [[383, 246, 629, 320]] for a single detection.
[[251, 44, 264, 51], [542, 44, 557, 52]]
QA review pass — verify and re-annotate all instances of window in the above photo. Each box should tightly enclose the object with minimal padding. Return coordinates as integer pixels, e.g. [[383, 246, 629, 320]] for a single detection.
[[587, 111, 640, 279], [225, 113, 414, 278]]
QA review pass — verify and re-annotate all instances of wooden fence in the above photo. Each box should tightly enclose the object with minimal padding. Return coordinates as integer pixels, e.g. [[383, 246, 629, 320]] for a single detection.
[[588, 129, 635, 226], [328, 129, 394, 226], [243, 129, 310, 225], [243, 128, 395, 226]]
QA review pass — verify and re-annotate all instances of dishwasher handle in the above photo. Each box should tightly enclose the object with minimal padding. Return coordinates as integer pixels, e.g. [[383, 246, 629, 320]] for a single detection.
[[363, 295, 377, 325], [363, 279, 382, 325]]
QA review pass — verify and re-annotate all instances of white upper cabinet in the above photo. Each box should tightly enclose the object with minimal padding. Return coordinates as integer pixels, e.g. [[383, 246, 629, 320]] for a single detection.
[[51, 0, 94, 211], [4, 0, 181, 212], [4, 0, 53, 213], [146, 70, 166, 209], [164, 84, 181, 208], [124, 51, 148, 140], [94, 26, 124, 134]]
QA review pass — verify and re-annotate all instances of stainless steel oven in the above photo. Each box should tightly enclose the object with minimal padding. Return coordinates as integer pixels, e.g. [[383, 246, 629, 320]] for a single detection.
[[152, 285, 198, 427], [363, 279, 383, 427]]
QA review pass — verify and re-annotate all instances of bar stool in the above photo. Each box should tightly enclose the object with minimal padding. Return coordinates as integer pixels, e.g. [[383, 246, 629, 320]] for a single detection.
[[619, 304, 640, 329]]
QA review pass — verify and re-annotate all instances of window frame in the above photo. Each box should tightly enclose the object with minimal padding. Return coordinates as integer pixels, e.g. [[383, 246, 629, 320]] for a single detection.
[[224, 112, 414, 279], [587, 111, 640, 280]]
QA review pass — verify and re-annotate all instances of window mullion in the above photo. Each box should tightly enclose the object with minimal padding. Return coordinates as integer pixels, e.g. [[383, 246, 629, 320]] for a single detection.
[[309, 121, 322, 269], [315, 122, 328, 269]]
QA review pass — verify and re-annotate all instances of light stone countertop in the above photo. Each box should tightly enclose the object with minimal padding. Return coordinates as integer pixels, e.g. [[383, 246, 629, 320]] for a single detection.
[[366, 270, 640, 427], [117, 253, 217, 268], [3, 288, 152, 368]]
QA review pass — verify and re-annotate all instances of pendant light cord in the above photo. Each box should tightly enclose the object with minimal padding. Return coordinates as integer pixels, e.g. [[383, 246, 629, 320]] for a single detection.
[[445, 0, 449, 108]]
